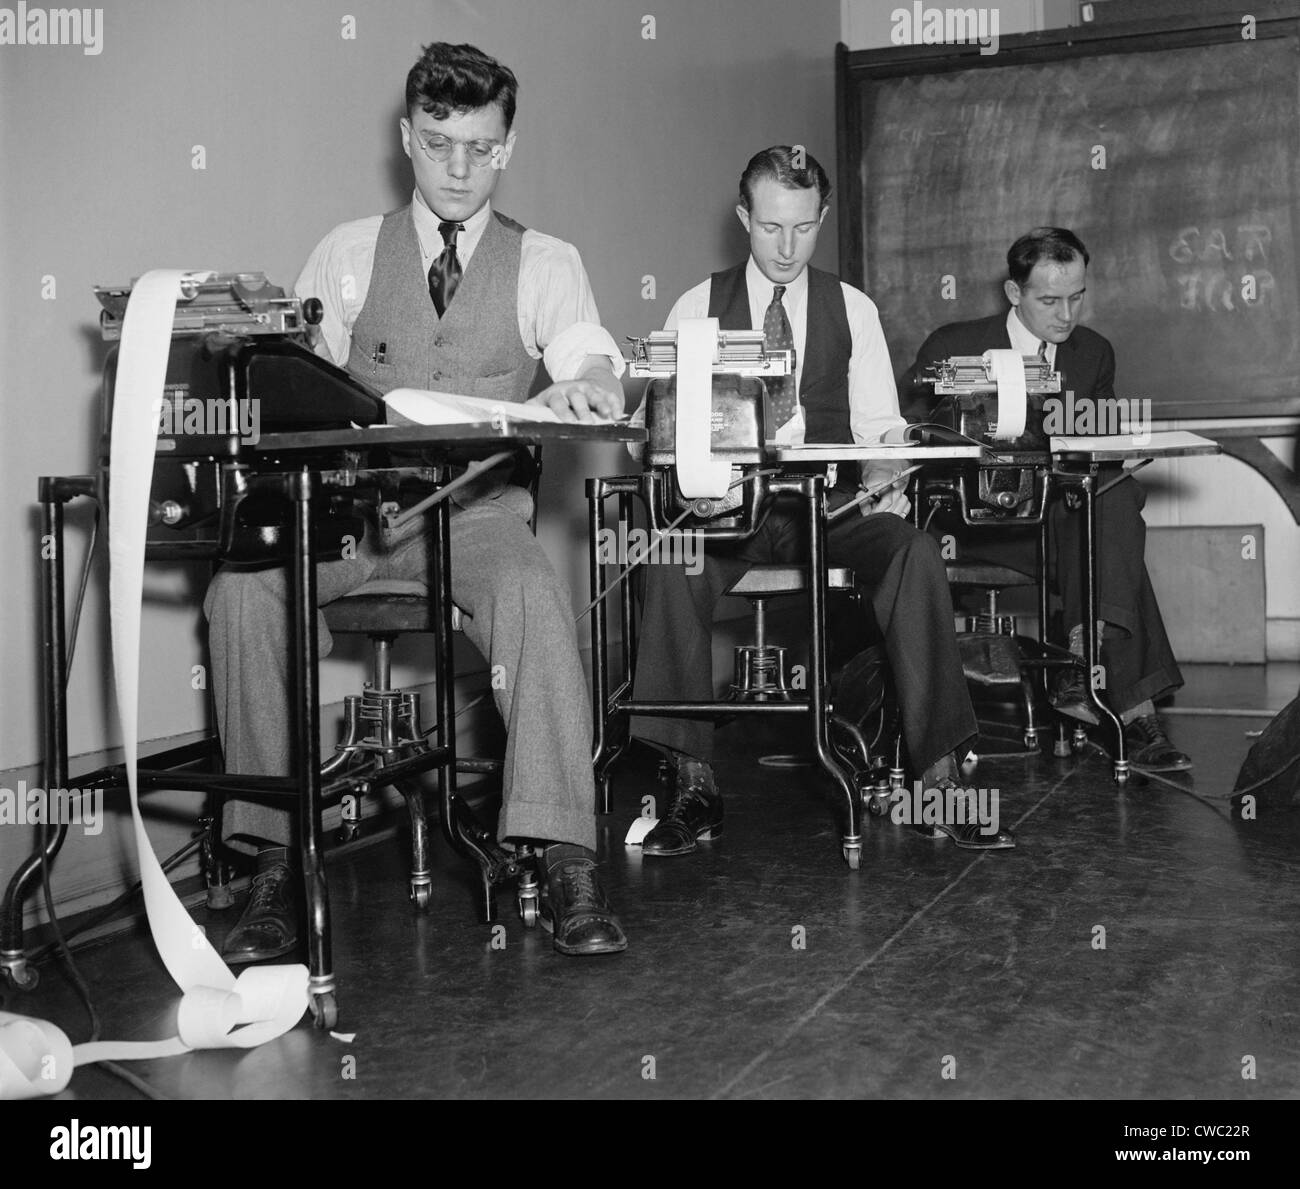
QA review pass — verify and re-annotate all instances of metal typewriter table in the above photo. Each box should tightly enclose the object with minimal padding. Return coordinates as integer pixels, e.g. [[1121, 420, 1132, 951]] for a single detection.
[[8, 420, 640, 1027], [588, 444, 981, 870]]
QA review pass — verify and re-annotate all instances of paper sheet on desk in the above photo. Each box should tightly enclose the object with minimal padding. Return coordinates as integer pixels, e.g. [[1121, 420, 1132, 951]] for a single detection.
[[0, 270, 308, 1102], [385, 387, 621, 426], [1050, 431, 1216, 453]]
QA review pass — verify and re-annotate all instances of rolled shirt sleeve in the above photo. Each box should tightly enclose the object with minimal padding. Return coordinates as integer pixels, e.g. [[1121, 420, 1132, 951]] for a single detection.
[[522, 231, 625, 383]]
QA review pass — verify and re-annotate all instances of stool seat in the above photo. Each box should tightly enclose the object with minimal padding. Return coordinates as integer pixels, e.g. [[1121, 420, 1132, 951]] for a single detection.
[[322, 579, 436, 634], [945, 561, 1036, 588], [726, 565, 855, 597]]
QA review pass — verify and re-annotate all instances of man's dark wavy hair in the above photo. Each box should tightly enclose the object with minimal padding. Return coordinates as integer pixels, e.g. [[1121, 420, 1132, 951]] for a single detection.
[[738, 145, 832, 212], [405, 42, 518, 128], [1007, 227, 1090, 287]]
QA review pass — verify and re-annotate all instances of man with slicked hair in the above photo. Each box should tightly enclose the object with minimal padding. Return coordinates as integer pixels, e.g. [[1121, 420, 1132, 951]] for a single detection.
[[204, 42, 630, 960], [630, 146, 1014, 855]]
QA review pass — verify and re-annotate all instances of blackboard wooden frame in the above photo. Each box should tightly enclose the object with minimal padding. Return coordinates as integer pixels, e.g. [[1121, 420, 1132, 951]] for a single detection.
[[835, 2, 1300, 421]]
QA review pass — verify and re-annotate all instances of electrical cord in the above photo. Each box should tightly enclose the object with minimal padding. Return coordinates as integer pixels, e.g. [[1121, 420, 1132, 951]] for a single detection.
[[576, 467, 782, 622]]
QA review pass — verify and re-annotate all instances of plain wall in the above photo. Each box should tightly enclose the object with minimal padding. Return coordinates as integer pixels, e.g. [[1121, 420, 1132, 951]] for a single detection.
[[0, 0, 842, 914]]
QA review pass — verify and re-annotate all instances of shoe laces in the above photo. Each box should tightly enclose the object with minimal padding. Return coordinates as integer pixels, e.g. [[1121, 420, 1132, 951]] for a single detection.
[[1129, 714, 1169, 745], [247, 864, 289, 912], [667, 760, 715, 821], [558, 861, 601, 911]]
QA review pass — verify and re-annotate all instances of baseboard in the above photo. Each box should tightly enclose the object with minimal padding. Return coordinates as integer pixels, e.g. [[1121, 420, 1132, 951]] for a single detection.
[[1268, 619, 1300, 662]]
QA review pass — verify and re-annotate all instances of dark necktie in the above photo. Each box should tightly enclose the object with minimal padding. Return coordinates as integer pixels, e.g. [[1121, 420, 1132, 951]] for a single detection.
[[428, 220, 463, 317], [1037, 339, 1048, 361], [762, 284, 798, 431]]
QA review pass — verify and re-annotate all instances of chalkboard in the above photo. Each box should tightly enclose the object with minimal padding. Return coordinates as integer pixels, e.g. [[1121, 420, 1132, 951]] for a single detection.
[[836, 7, 1300, 419]]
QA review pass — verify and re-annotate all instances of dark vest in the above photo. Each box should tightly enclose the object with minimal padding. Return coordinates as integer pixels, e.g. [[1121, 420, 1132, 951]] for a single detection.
[[345, 205, 541, 402], [707, 262, 853, 443]]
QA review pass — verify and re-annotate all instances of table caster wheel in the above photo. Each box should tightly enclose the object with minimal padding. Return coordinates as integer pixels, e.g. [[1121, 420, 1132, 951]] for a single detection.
[[2, 963, 39, 992], [1114, 765, 1130, 785], [842, 845, 861, 870], [1071, 727, 1088, 754], [1023, 729, 1039, 750], [310, 992, 338, 1030], [866, 792, 889, 817], [336, 822, 362, 844], [410, 883, 431, 910], [518, 894, 539, 928], [1053, 737, 1072, 757]]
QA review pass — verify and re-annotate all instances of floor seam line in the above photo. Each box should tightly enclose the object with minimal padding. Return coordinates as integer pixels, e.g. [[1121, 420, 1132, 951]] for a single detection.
[[712, 763, 1082, 1100]]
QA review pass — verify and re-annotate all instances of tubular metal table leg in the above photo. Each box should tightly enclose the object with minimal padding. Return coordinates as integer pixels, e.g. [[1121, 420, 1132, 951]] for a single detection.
[[291, 469, 336, 1029], [588, 482, 612, 814], [1080, 475, 1128, 783], [804, 478, 862, 869], [2, 490, 72, 992]]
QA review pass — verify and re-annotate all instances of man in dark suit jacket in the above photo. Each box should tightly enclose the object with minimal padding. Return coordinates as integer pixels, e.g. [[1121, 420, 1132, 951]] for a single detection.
[[903, 227, 1189, 772]]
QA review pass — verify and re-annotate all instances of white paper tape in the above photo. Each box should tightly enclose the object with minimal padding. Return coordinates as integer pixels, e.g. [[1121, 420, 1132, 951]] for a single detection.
[[984, 348, 1027, 440], [674, 317, 731, 499], [0, 269, 309, 1101]]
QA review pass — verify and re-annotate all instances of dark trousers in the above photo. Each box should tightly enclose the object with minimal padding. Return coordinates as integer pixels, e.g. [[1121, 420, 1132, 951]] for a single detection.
[[930, 472, 1182, 713], [631, 491, 979, 775]]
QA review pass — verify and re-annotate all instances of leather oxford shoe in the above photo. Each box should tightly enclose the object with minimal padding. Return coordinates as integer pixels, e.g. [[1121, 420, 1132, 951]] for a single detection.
[[540, 847, 627, 956], [912, 780, 1017, 850], [1050, 665, 1100, 725], [642, 757, 723, 857], [221, 847, 299, 964], [1126, 714, 1192, 772]]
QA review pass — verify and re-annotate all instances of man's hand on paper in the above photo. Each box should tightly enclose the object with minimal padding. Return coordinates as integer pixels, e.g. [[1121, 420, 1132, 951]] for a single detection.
[[527, 356, 625, 423]]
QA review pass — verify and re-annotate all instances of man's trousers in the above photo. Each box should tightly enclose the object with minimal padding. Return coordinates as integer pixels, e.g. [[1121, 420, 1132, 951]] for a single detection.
[[203, 486, 596, 854], [631, 493, 979, 775], [927, 472, 1183, 713]]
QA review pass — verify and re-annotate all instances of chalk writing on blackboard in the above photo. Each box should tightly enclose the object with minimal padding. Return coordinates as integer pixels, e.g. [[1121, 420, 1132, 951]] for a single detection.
[[1167, 222, 1276, 312]]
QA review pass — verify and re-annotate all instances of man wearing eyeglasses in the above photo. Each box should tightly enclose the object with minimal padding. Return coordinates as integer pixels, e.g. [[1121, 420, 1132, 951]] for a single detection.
[[203, 42, 629, 960]]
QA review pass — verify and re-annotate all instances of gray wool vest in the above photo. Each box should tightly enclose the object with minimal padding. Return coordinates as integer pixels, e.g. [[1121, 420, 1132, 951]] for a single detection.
[[345, 204, 542, 403]]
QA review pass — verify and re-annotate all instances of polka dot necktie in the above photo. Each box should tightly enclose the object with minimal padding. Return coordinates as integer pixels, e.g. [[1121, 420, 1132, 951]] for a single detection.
[[762, 284, 799, 432], [428, 220, 463, 317]]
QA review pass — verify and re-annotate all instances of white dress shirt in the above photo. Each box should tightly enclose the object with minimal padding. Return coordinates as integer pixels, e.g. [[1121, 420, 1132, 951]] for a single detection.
[[1006, 308, 1056, 367], [294, 190, 625, 384], [632, 256, 903, 446]]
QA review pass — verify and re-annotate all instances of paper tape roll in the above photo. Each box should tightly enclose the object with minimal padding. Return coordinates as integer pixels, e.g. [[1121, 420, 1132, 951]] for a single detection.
[[673, 317, 731, 499], [1, 270, 309, 1101], [0, 1012, 75, 1099], [984, 348, 1027, 440]]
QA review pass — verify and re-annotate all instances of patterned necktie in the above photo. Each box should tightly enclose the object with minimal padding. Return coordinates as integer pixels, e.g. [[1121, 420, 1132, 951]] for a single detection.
[[428, 220, 463, 317], [1037, 338, 1048, 361], [762, 284, 798, 431]]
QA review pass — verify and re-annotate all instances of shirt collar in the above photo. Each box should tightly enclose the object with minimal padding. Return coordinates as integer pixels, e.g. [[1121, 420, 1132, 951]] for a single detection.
[[745, 255, 809, 309], [1006, 308, 1057, 366], [411, 189, 492, 262]]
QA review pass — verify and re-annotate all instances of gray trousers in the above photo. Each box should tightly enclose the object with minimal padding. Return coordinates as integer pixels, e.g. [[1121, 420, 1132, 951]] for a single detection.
[[203, 486, 596, 854]]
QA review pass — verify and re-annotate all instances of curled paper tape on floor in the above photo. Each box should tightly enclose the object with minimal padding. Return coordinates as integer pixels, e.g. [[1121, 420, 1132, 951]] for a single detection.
[[674, 317, 732, 499], [984, 347, 1027, 440], [0, 270, 309, 1102]]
